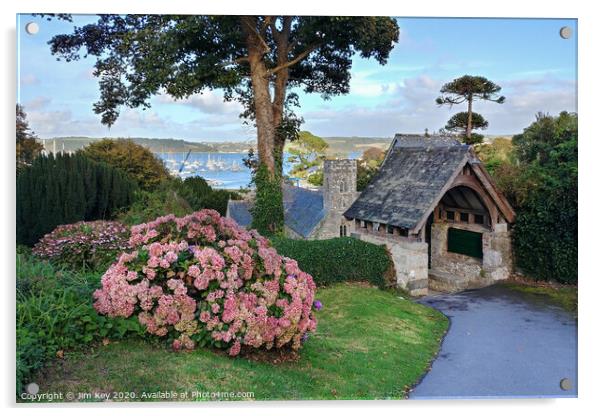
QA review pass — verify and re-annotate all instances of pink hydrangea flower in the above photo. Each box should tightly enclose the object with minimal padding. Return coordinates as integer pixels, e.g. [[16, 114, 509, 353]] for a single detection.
[[93, 209, 317, 356]]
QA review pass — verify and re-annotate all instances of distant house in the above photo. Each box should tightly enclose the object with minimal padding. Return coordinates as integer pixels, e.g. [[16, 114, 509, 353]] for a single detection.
[[344, 134, 515, 295], [227, 159, 358, 239]]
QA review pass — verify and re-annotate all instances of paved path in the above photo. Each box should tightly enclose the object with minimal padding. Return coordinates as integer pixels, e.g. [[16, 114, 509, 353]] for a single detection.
[[410, 285, 577, 399]]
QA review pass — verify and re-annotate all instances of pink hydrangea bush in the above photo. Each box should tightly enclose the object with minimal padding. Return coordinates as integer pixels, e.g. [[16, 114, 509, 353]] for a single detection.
[[33, 221, 130, 271], [93, 210, 317, 356]]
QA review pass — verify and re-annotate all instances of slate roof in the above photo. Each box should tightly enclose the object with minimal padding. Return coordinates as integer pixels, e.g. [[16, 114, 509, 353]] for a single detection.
[[226, 200, 253, 227], [227, 185, 327, 238], [344, 135, 471, 230]]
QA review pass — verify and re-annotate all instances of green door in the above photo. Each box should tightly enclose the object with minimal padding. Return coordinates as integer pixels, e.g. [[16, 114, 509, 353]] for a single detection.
[[447, 228, 483, 259]]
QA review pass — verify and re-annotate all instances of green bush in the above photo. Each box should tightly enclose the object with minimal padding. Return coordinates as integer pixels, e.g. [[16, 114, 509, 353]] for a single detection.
[[270, 237, 395, 288], [488, 112, 577, 284], [80, 138, 170, 191], [117, 180, 193, 226], [17, 153, 137, 246], [176, 176, 241, 216], [16, 249, 144, 394]]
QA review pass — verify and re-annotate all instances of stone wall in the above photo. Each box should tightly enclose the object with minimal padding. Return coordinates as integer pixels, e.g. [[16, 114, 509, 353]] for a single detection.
[[313, 159, 359, 240], [311, 211, 354, 240], [323, 159, 358, 211], [355, 231, 429, 296], [430, 222, 512, 291]]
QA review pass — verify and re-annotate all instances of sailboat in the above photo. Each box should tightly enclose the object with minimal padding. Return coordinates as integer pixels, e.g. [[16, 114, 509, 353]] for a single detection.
[[206, 153, 217, 171]]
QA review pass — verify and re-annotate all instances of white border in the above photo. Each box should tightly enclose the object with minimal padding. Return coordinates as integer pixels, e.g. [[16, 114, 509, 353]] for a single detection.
[[2, 1, 600, 415]]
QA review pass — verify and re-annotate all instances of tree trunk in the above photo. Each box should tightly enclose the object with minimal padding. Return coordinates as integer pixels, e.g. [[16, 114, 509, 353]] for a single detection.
[[271, 17, 292, 174], [242, 17, 277, 177], [466, 94, 473, 139]]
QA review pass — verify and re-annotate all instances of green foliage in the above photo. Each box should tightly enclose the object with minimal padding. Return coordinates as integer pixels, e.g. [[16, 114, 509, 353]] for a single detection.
[[357, 147, 385, 191], [80, 139, 170, 191], [118, 177, 242, 226], [117, 180, 193, 226], [307, 170, 324, 187], [445, 112, 488, 144], [16, 104, 43, 173], [271, 237, 395, 288], [485, 112, 577, 284], [48, 16, 399, 127], [251, 164, 285, 236], [512, 111, 578, 166], [436, 75, 505, 106], [287, 131, 329, 179], [16, 249, 145, 394], [445, 111, 489, 131], [511, 115, 577, 283], [17, 153, 137, 246], [475, 137, 513, 175], [175, 177, 241, 216]]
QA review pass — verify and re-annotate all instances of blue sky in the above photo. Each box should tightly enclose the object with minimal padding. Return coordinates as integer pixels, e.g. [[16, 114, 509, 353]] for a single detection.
[[17, 15, 577, 141]]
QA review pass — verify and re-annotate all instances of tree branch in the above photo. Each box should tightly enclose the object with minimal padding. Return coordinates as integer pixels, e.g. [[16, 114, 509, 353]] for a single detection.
[[268, 43, 320, 75], [242, 17, 271, 54]]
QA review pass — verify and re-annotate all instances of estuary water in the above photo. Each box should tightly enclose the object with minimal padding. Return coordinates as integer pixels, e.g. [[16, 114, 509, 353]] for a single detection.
[[156, 151, 361, 189]]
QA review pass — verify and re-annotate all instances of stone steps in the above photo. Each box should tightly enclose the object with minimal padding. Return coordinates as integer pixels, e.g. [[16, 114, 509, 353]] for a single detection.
[[428, 268, 500, 293], [428, 269, 474, 293]]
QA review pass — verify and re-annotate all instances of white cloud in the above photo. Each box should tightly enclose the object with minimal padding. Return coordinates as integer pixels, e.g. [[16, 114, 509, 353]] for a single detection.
[[157, 90, 243, 115], [24, 96, 51, 111], [302, 74, 577, 137], [20, 74, 39, 86]]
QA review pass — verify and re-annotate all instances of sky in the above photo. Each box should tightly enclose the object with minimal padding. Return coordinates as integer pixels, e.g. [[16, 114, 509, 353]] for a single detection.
[[16, 15, 577, 141]]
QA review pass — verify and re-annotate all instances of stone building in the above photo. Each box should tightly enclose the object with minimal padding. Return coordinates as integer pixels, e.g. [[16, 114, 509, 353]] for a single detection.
[[227, 159, 358, 239], [344, 134, 516, 296]]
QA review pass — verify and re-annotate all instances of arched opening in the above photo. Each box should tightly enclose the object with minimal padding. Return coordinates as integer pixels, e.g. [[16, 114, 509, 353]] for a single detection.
[[438, 185, 494, 228]]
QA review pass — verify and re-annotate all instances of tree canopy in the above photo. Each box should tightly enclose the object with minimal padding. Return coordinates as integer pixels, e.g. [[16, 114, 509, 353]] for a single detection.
[[79, 139, 170, 191], [16, 104, 43, 173]]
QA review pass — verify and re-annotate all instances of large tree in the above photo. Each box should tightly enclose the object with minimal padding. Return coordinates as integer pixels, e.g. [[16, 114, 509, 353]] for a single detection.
[[16, 104, 43, 172], [436, 75, 504, 144], [46, 15, 399, 233]]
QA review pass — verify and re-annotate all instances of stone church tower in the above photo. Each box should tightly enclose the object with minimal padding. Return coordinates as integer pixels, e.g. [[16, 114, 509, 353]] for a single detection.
[[317, 159, 358, 238]]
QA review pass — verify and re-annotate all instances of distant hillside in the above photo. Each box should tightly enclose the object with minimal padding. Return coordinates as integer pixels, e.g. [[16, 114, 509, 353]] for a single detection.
[[322, 136, 392, 155], [41, 137, 217, 153]]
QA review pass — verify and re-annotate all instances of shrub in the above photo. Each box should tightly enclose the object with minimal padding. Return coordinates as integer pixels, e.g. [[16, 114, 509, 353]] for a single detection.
[[271, 237, 395, 288], [176, 177, 241, 216], [17, 153, 137, 246], [16, 250, 144, 394], [32, 221, 130, 272], [118, 180, 193, 226], [93, 210, 318, 356], [80, 138, 170, 191], [488, 112, 577, 284]]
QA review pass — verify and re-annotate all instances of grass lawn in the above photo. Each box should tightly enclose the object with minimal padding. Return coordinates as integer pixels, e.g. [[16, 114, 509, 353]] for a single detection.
[[503, 281, 577, 316], [33, 283, 448, 401]]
